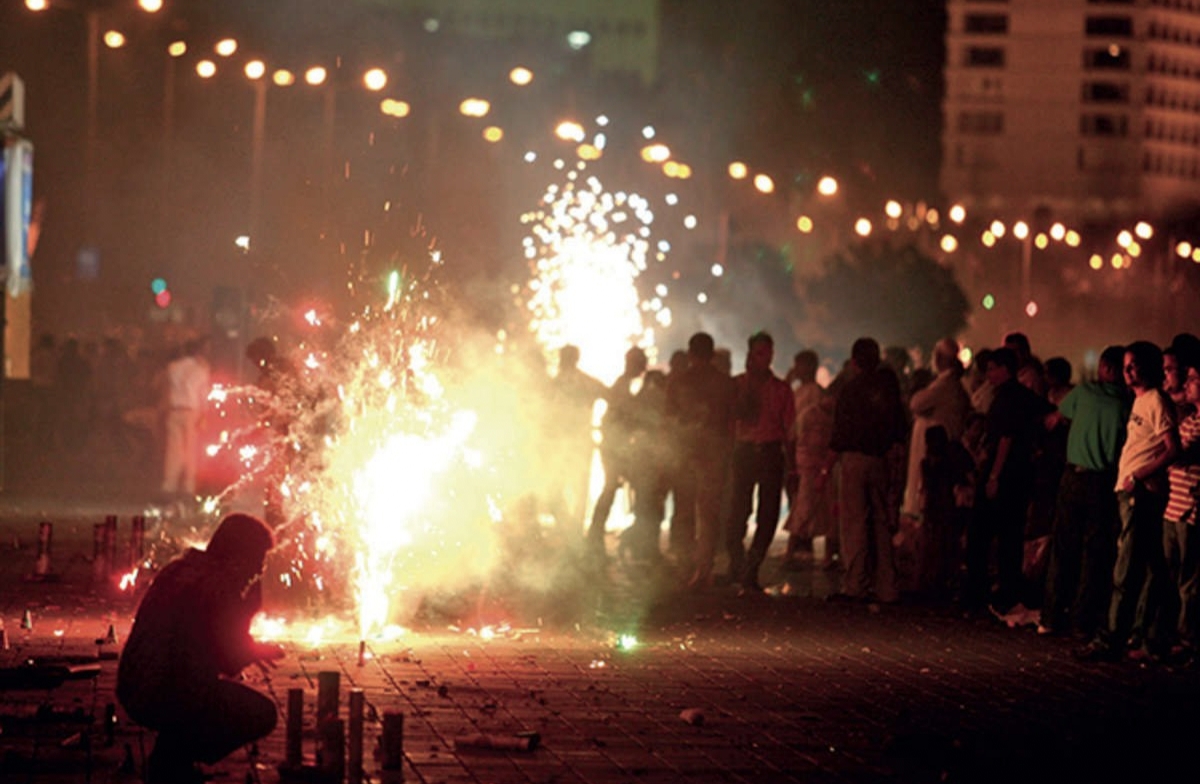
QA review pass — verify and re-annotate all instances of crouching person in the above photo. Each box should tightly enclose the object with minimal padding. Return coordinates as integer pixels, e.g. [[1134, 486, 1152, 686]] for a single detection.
[[118, 513, 284, 784]]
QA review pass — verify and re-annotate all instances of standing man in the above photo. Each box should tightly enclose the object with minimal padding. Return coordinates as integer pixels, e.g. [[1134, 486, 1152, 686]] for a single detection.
[[546, 345, 606, 536], [161, 337, 212, 499], [118, 513, 284, 783], [965, 347, 1053, 614], [1077, 341, 1180, 661], [724, 331, 795, 592], [829, 337, 908, 603], [1038, 345, 1129, 638], [587, 347, 648, 551], [666, 332, 737, 587]]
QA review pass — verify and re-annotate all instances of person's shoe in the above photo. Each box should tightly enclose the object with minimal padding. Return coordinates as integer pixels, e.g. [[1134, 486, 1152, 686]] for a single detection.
[[1072, 639, 1120, 662], [737, 579, 764, 597], [1126, 645, 1164, 665]]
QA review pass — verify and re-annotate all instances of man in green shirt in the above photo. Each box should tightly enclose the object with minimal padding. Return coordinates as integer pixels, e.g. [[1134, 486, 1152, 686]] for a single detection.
[[1039, 345, 1130, 637]]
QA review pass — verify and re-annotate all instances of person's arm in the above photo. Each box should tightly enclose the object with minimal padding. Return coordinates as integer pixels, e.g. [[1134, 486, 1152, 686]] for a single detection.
[[986, 436, 1012, 499], [1122, 429, 1181, 491]]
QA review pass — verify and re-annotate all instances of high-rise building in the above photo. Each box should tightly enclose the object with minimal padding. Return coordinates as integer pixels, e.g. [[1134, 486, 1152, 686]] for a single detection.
[[942, 0, 1200, 222]]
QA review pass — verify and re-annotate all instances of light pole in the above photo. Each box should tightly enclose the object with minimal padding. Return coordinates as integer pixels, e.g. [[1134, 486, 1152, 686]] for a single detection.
[[24, 0, 163, 247]]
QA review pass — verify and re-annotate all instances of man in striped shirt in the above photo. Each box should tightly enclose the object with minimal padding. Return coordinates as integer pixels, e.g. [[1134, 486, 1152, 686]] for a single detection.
[[1164, 358, 1200, 659]]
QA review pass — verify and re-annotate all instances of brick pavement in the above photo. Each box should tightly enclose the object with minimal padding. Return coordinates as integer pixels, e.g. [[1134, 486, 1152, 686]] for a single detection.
[[2, 512, 1200, 784]]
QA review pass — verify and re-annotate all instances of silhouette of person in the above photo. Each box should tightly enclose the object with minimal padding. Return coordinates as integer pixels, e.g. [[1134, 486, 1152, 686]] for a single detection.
[[117, 513, 284, 784]]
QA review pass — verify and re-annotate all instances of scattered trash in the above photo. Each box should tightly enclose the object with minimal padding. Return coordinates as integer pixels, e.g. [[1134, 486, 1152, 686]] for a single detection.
[[679, 708, 705, 726], [453, 732, 540, 752]]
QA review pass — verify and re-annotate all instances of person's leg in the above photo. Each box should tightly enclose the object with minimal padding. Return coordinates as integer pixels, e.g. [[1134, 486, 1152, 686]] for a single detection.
[[692, 453, 727, 585], [994, 481, 1031, 611], [723, 443, 755, 580], [670, 462, 698, 568], [865, 455, 900, 602], [1077, 474, 1119, 636], [744, 446, 785, 587], [964, 494, 996, 611], [837, 453, 870, 598], [587, 449, 620, 546], [1178, 520, 1200, 651], [148, 682, 276, 782], [1042, 471, 1083, 631]]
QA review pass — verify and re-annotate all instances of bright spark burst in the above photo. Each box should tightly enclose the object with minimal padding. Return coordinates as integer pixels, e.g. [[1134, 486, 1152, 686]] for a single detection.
[[522, 174, 669, 382]]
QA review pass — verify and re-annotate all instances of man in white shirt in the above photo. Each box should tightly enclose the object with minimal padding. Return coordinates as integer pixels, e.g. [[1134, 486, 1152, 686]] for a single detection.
[[161, 338, 212, 497]]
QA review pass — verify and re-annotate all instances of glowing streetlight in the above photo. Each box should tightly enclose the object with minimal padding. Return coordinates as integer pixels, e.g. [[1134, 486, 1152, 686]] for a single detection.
[[753, 173, 775, 193], [1089, 254, 1104, 270], [949, 204, 966, 223], [854, 218, 872, 237], [196, 59, 217, 78], [796, 216, 814, 233], [1135, 221, 1154, 240], [640, 143, 670, 163], [138, 0, 164, 12], [509, 67, 533, 86], [990, 220, 1007, 238], [483, 126, 503, 142], [885, 200, 903, 219], [1177, 241, 1194, 258], [305, 66, 327, 86], [1116, 229, 1133, 248], [728, 162, 748, 180], [940, 234, 959, 253], [380, 98, 410, 118], [554, 121, 585, 142], [244, 60, 266, 80], [24, 0, 49, 11], [168, 40, 187, 57], [273, 69, 296, 87], [363, 68, 387, 91], [1050, 222, 1066, 241], [817, 176, 839, 196], [459, 97, 490, 117], [103, 30, 125, 48], [215, 38, 238, 57]]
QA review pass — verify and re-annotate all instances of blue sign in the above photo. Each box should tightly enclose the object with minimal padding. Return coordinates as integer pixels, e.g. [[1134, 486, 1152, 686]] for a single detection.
[[1, 135, 34, 295]]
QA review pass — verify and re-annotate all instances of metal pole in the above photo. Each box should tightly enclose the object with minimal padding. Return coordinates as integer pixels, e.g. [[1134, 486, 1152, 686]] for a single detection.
[[249, 79, 266, 242], [348, 688, 364, 784], [84, 9, 99, 246], [285, 688, 303, 767]]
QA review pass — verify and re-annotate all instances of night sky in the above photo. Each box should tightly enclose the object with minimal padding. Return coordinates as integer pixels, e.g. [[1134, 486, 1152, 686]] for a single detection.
[[0, 0, 947, 351]]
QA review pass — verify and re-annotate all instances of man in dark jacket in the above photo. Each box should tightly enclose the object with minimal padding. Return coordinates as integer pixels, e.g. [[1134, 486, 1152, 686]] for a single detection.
[[829, 337, 908, 603], [118, 513, 283, 784]]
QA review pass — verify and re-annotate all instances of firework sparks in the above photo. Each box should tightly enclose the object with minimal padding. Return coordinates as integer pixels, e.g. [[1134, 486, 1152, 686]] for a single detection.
[[523, 172, 670, 382]]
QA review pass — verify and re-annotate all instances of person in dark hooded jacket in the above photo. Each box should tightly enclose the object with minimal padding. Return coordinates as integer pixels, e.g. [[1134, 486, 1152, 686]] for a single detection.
[[117, 513, 283, 783]]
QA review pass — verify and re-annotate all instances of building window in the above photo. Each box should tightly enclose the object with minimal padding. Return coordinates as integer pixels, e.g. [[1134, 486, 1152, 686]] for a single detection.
[[964, 14, 1009, 34], [1082, 81, 1130, 103], [958, 110, 1005, 134], [1080, 113, 1129, 136], [1084, 46, 1131, 69], [965, 46, 1006, 67], [1085, 16, 1133, 36]]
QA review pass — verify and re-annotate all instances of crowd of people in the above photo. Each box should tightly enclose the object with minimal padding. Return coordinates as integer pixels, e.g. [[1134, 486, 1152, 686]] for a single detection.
[[21, 330, 218, 499], [543, 328, 1200, 665]]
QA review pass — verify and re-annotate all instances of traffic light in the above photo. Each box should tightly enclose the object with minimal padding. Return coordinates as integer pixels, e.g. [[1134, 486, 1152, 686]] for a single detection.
[[151, 277, 171, 308]]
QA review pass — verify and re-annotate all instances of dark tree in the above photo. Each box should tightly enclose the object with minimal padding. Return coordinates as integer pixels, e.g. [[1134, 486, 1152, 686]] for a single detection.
[[795, 241, 970, 355]]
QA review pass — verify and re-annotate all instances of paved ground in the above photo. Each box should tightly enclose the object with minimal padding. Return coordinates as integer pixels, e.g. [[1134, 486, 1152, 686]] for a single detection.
[[2, 498, 1200, 784]]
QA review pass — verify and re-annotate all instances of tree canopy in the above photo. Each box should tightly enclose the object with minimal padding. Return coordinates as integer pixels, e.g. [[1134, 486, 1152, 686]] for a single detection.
[[794, 241, 970, 355]]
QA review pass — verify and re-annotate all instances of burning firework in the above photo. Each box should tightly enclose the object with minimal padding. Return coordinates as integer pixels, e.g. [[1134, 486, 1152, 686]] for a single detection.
[[522, 169, 672, 383]]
